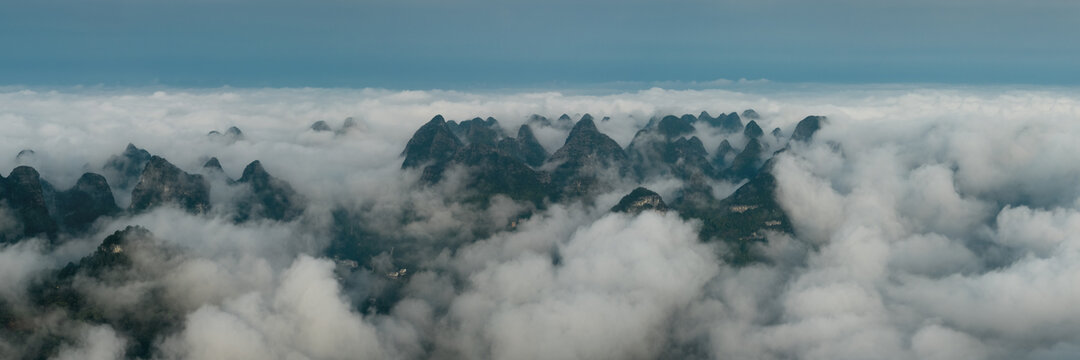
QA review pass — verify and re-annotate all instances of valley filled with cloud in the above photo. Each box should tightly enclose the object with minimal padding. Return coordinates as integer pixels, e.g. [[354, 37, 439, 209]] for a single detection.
[[3, 85, 1080, 359]]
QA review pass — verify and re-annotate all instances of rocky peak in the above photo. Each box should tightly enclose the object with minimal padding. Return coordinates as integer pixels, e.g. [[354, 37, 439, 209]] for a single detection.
[[744, 120, 764, 139], [547, 116, 629, 200], [55, 173, 120, 232], [310, 120, 332, 132], [0, 166, 58, 242], [238, 160, 272, 187], [657, 115, 696, 139], [515, 124, 549, 167], [401, 115, 463, 169], [203, 157, 224, 172], [698, 111, 714, 123], [791, 115, 826, 143], [129, 156, 210, 214], [727, 138, 764, 180], [611, 187, 668, 214], [225, 126, 244, 139], [713, 139, 735, 168], [741, 109, 761, 120], [235, 160, 304, 222], [103, 143, 152, 190]]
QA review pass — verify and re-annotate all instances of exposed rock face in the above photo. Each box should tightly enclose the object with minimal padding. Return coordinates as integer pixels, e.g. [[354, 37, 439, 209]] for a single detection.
[[54, 173, 121, 232], [0, 166, 57, 242], [310, 120, 333, 132], [514, 124, 549, 167], [657, 115, 696, 139], [209, 126, 244, 142], [555, 114, 575, 129], [743, 120, 764, 139], [713, 139, 735, 168], [201, 157, 234, 185], [791, 115, 826, 142], [741, 109, 761, 120], [698, 111, 715, 124], [129, 156, 210, 214], [547, 115, 629, 200], [679, 114, 697, 125], [102, 143, 152, 190], [665, 136, 716, 181], [526, 114, 552, 128], [225, 126, 243, 138], [611, 187, 668, 214], [705, 112, 743, 132], [401, 115, 464, 169], [202, 157, 224, 173], [672, 159, 791, 263], [32, 225, 181, 358], [235, 160, 304, 222], [450, 117, 502, 147], [495, 124, 549, 168], [727, 138, 764, 180], [335, 117, 359, 135], [424, 144, 550, 204]]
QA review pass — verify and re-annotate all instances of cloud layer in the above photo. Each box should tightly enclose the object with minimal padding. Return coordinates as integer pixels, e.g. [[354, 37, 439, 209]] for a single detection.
[[2, 85, 1080, 359]]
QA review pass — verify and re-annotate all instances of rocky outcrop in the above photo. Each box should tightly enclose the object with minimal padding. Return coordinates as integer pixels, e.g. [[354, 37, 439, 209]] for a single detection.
[[234, 160, 304, 222], [611, 187, 668, 214], [102, 143, 152, 191], [0, 166, 57, 242], [54, 173, 121, 232], [401, 115, 463, 169], [310, 120, 333, 132], [547, 115, 629, 200], [129, 156, 210, 214], [791, 115, 826, 143], [656, 115, 696, 139], [743, 120, 764, 139]]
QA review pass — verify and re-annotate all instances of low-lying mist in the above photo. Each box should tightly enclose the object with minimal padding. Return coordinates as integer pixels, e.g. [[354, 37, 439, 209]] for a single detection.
[[3, 85, 1080, 359]]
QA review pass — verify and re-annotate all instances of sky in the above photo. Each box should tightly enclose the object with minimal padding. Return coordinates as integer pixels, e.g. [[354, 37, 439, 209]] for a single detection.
[[2, 0, 1079, 89]]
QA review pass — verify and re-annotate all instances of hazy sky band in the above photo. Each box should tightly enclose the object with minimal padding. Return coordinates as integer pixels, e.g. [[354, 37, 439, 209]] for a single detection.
[[2, 0, 1079, 88]]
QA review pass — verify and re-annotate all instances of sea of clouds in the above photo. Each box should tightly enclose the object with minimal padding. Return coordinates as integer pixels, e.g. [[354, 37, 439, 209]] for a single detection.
[[3, 85, 1080, 359]]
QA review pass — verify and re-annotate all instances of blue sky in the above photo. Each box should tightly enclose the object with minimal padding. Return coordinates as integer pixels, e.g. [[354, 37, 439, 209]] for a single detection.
[[2, 0, 1078, 89]]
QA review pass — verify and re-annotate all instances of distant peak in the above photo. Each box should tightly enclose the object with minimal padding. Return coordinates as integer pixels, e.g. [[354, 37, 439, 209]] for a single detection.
[[203, 157, 223, 170], [569, 116, 598, 138], [742, 109, 761, 120], [744, 120, 764, 139], [241, 160, 267, 180]]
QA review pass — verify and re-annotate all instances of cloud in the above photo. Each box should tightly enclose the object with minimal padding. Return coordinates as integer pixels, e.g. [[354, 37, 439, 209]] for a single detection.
[[3, 85, 1080, 359]]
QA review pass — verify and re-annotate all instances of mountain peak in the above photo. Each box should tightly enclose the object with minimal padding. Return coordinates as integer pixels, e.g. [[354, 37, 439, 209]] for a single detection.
[[129, 156, 210, 214], [566, 116, 599, 143], [401, 115, 463, 168], [612, 187, 669, 214], [744, 120, 764, 139], [239, 160, 268, 182], [203, 157, 223, 171], [741, 109, 761, 120], [310, 120, 332, 132], [657, 115, 696, 138], [791, 115, 826, 142]]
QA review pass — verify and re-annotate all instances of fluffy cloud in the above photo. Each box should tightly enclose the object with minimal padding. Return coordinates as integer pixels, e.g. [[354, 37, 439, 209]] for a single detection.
[[3, 85, 1080, 359]]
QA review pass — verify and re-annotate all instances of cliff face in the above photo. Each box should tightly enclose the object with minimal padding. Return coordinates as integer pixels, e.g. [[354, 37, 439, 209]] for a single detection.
[[129, 156, 210, 214]]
